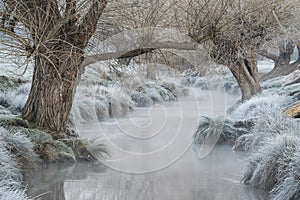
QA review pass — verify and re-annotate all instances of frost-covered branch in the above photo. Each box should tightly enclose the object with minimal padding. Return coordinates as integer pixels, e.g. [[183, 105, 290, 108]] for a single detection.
[[82, 41, 198, 67]]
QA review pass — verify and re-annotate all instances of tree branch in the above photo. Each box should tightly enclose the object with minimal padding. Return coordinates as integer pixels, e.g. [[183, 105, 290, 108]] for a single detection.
[[81, 41, 198, 68], [258, 50, 278, 61], [64, 0, 77, 26], [77, 0, 107, 47]]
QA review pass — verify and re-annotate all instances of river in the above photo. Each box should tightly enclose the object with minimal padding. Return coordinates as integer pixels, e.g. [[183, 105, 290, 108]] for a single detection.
[[24, 89, 268, 200]]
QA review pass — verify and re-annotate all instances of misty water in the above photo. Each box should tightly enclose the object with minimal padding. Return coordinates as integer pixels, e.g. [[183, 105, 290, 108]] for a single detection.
[[24, 89, 268, 200]]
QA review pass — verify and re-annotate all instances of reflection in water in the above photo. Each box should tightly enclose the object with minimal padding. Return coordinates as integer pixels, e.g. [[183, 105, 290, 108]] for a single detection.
[[24, 163, 106, 200], [25, 146, 268, 200], [25, 90, 269, 200]]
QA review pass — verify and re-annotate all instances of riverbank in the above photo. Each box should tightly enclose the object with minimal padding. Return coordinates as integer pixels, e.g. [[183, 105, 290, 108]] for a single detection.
[[0, 68, 187, 199], [193, 69, 300, 199], [0, 61, 299, 199]]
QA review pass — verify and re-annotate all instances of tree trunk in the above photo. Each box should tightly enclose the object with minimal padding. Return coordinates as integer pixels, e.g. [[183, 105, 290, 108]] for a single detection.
[[261, 42, 296, 81], [14, 0, 108, 132], [22, 50, 83, 132], [230, 58, 261, 101]]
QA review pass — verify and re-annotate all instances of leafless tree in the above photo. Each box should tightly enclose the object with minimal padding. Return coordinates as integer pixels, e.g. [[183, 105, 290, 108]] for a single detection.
[[257, 0, 300, 80], [1, 0, 298, 132], [0, 0, 108, 132], [0, 0, 197, 132], [185, 0, 299, 100]]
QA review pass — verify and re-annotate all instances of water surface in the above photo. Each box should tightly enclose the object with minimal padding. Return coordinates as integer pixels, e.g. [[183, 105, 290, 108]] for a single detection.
[[25, 89, 268, 200]]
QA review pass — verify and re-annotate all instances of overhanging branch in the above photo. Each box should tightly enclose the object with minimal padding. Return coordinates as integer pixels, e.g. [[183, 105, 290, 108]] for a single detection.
[[258, 50, 278, 61], [81, 41, 198, 68]]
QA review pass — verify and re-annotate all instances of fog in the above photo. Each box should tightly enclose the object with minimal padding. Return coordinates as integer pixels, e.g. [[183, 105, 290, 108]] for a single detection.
[[24, 89, 268, 200]]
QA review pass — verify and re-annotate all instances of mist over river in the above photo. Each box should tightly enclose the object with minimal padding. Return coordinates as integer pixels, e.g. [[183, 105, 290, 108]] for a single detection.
[[25, 89, 268, 200]]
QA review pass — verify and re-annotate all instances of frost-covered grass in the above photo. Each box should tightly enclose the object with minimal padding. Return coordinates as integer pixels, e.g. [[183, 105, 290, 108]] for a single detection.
[[69, 84, 134, 126], [233, 109, 300, 200], [0, 127, 32, 200], [234, 114, 299, 151], [0, 83, 31, 113], [271, 147, 300, 200], [236, 94, 300, 199], [194, 91, 294, 149], [0, 184, 30, 200], [181, 74, 239, 95], [242, 135, 300, 195], [131, 83, 178, 107], [1, 129, 38, 169], [229, 93, 293, 120], [193, 116, 253, 145]]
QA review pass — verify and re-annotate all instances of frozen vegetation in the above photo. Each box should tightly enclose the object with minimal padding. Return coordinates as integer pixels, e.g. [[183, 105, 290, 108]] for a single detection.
[[193, 116, 253, 145], [0, 56, 298, 199], [0, 62, 189, 199], [69, 64, 189, 126], [193, 67, 300, 199], [0, 128, 32, 200], [181, 66, 240, 95]]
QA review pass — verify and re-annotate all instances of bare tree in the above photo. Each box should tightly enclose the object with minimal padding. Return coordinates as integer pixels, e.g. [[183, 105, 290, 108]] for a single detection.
[[258, 1, 300, 81], [0, 0, 198, 132], [0, 0, 108, 132], [185, 0, 298, 100], [1, 0, 297, 133]]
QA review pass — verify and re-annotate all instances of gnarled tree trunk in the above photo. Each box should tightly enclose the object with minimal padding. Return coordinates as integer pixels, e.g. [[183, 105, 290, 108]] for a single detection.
[[22, 49, 84, 132], [230, 57, 261, 100], [4, 0, 109, 132], [208, 37, 262, 101]]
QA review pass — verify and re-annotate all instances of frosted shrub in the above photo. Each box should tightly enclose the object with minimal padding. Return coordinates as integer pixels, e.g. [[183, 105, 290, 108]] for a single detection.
[[70, 98, 109, 124], [234, 114, 299, 151], [105, 87, 133, 118], [0, 138, 20, 183], [162, 82, 189, 97], [95, 100, 110, 121], [242, 135, 299, 191], [230, 94, 292, 120], [131, 93, 153, 107]]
